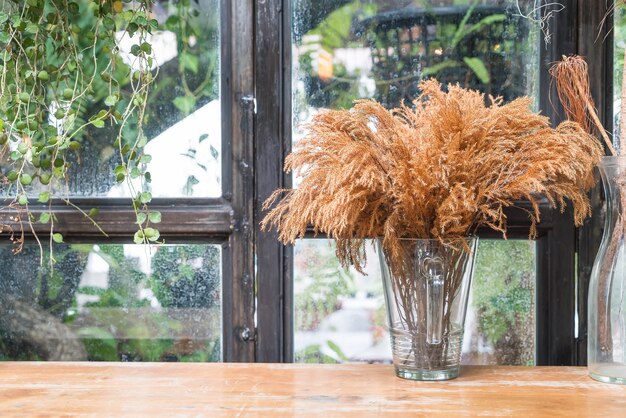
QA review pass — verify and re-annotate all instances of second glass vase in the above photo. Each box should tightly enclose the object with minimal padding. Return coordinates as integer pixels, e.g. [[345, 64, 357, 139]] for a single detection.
[[589, 156, 626, 384]]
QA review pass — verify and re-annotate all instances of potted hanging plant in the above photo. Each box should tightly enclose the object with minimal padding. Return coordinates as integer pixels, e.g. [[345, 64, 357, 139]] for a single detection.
[[262, 79, 602, 380], [0, 0, 162, 261]]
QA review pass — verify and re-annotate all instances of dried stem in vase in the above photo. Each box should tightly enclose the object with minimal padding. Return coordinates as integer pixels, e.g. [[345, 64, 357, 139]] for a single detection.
[[550, 55, 620, 361]]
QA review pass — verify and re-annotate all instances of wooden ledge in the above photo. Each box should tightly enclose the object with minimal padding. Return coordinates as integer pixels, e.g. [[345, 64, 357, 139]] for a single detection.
[[1, 363, 625, 416]]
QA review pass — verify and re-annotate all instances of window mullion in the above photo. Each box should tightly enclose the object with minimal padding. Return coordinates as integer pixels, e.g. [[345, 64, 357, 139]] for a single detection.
[[220, 0, 256, 362]]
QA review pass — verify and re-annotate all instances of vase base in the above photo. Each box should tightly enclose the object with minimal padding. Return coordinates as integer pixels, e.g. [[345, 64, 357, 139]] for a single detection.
[[590, 371, 626, 385], [394, 367, 459, 381]]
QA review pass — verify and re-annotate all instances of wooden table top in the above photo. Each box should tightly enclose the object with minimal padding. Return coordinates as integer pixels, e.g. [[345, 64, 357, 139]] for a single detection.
[[1, 363, 625, 417]]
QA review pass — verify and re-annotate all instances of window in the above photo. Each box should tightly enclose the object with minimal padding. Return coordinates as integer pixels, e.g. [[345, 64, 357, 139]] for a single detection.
[[0, 0, 256, 362], [289, 0, 539, 365], [0, 0, 615, 366]]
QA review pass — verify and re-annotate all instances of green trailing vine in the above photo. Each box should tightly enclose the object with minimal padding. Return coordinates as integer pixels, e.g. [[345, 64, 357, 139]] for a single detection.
[[0, 0, 162, 261]]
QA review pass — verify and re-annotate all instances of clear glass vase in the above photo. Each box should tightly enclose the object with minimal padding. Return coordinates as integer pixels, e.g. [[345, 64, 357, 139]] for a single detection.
[[589, 156, 626, 384], [378, 237, 478, 381]]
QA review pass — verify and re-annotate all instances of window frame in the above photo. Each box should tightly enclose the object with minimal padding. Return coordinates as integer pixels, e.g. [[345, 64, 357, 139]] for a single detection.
[[0, 0, 613, 365]]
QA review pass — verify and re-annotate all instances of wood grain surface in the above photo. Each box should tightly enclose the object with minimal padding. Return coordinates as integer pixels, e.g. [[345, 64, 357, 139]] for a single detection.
[[1, 363, 625, 417]]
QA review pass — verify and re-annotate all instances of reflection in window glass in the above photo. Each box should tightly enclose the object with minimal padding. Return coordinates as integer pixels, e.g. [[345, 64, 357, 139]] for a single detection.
[[0, 0, 221, 198], [293, 239, 535, 365], [463, 240, 535, 366], [292, 0, 539, 143], [0, 244, 221, 362]]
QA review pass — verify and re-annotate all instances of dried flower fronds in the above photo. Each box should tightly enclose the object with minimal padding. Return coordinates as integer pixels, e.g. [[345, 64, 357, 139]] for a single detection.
[[262, 80, 603, 272], [549, 55, 616, 155]]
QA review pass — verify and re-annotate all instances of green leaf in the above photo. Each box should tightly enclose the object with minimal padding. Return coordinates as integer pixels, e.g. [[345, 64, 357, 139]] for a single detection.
[[17, 142, 29, 154], [326, 340, 349, 362], [138, 154, 152, 164], [422, 60, 461, 77], [210, 145, 219, 160], [127, 22, 138, 37], [130, 44, 141, 56], [143, 227, 160, 242], [183, 175, 199, 196], [39, 213, 50, 224], [140, 42, 152, 54], [68, 2, 79, 14], [137, 134, 148, 148], [133, 230, 145, 244], [173, 95, 196, 115], [52, 233, 64, 243], [104, 95, 118, 107], [180, 52, 199, 74], [25, 22, 39, 34], [139, 191, 152, 204], [103, 16, 115, 31], [463, 57, 490, 84], [38, 192, 50, 203], [130, 167, 141, 178], [149, 211, 162, 224], [88, 208, 100, 217], [136, 212, 147, 225], [451, 0, 479, 49], [18, 194, 28, 206], [92, 119, 105, 128], [165, 15, 180, 30], [463, 14, 508, 42], [114, 165, 126, 176], [19, 174, 32, 186]]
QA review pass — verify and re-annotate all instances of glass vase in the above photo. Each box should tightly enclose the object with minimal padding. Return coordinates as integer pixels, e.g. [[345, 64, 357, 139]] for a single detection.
[[589, 156, 626, 384], [378, 237, 478, 381]]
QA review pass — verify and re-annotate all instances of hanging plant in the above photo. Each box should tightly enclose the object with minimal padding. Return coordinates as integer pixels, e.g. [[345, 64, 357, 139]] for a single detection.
[[0, 0, 161, 258]]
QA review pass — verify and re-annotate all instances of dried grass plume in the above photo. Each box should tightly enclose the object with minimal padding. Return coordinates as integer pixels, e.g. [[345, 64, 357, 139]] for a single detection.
[[262, 80, 603, 271]]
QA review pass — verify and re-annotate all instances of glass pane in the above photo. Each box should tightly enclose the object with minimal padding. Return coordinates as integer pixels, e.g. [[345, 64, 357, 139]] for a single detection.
[[0, 244, 221, 362], [292, 0, 539, 146], [0, 0, 221, 198], [463, 240, 536, 365], [293, 239, 535, 365], [291, 1, 541, 365]]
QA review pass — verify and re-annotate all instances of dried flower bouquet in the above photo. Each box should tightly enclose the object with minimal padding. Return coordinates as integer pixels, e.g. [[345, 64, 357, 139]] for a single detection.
[[263, 79, 603, 271], [262, 79, 602, 376]]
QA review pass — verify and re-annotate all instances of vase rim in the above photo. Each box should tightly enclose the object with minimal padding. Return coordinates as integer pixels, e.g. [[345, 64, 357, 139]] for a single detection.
[[388, 236, 478, 243], [599, 155, 626, 167]]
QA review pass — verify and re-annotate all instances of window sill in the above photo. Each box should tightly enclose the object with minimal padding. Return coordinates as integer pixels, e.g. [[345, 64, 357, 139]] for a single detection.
[[1, 363, 624, 415]]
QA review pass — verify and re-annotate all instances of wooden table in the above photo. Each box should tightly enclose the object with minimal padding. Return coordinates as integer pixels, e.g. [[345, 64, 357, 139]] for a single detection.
[[1, 363, 625, 417]]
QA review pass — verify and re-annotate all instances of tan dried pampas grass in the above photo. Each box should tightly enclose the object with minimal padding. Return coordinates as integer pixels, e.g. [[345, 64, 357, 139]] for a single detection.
[[262, 80, 603, 272]]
